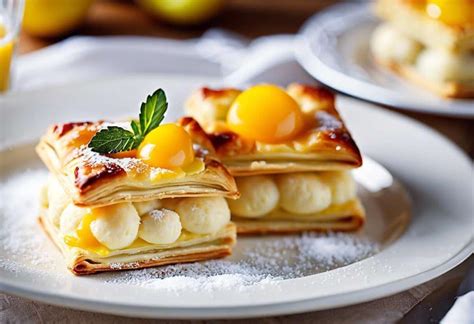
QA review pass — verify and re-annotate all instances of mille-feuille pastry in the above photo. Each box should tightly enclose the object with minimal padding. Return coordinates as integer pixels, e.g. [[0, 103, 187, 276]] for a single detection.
[[185, 83, 365, 234], [371, 0, 474, 98], [36, 89, 238, 275]]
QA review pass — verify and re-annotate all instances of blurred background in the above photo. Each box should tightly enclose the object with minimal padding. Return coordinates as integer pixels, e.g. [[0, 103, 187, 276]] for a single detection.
[[18, 0, 340, 53]]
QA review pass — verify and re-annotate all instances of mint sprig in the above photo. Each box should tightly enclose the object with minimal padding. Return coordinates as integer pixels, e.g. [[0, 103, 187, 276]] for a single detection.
[[88, 89, 168, 154]]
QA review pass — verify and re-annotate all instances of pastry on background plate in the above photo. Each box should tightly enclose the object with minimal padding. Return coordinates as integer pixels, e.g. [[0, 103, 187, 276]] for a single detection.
[[371, 0, 474, 98], [185, 83, 365, 234], [37, 89, 238, 275]]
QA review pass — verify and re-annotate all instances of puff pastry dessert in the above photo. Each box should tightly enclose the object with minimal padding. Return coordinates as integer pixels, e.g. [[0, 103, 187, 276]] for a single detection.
[[371, 0, 474, 98], [37, 90, 238, 275], [185, 83, 365, 234]]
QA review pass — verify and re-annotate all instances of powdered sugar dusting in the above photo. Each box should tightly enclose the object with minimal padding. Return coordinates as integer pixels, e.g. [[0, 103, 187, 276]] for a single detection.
[[79, 146, 145, 172], [316, 111, 343, 131], [0, 169, 57, 270], [105, 233, 378, 292], [141, 274, 280, 293], [79, 146, 176, 178], [149, 209, 167, 221]]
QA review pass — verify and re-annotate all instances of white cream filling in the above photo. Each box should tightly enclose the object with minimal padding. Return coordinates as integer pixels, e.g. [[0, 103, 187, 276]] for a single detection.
[[371, 23, 474, 82], [318, 171, 357, 205], [228, 171, 356, 219], [53, 195, 230, 250], [59, 203, 87, 235], [416, 49, 474, 82], [89, 203, 140, 250], [59, 202, 141, 250], [175, 197, 231, 234], [227, 175, 280, 218], [371, 23, 423, 65], [138, 209, 182, 244], [47, 174, 70, 226], [276, 173, 332, 214]]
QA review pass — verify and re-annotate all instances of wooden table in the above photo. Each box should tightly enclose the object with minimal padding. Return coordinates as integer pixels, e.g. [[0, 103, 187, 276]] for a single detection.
[[18, 0, 474, 157]]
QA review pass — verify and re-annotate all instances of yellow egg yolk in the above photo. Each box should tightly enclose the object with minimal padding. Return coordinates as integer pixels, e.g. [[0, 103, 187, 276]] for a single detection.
[[137, 124, 195, 169], [64, 209, 109, 256], [227, 84, 304, 143], [426, 0, 473, 25]]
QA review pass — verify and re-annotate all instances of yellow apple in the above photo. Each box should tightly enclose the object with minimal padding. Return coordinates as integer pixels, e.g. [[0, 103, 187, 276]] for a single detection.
[[137, 0, 225, 26], [22, 0, 94, 38]]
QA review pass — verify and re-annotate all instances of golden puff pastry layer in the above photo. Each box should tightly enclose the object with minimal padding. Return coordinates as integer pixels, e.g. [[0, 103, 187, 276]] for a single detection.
[[374, 0, 474, 52], [36, 118, 239, 207], [184, 84, 362, 176], [227, 172, 365, 234]]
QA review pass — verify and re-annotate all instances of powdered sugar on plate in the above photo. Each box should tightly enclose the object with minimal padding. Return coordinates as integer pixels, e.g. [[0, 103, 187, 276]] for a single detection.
[[104, 233, 378, 292], [0, 168, 379, 292], [0, 169, 57, 271]]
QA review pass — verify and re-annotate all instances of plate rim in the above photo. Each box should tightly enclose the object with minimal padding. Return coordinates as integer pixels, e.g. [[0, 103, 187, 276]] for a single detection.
[[295, 2, 474, 119], [1, 242, 471, 319]]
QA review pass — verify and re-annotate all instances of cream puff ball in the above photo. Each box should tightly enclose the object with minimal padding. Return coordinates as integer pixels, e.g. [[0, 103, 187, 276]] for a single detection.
[[416, 49, 474, 82], [89, 203, 140, 250], [227, 175, 279, 218], [371, 23, 422, 65], [138, 208, 182, 244], [47, 175, 70, 226], [276, 173, 331, 214], [176, 197, 230, 234], [59, 203, 87, 235], [133, 199, 162, 216], [319, 171, 356, 205]]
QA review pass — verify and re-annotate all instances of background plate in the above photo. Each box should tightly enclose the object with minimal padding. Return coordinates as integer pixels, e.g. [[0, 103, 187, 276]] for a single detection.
[[296, 3, 474, 118], [0, 75, 472, 319]]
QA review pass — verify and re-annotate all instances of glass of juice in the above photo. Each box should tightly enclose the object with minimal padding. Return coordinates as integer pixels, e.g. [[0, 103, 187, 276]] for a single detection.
[[0, 0, 24, 93]]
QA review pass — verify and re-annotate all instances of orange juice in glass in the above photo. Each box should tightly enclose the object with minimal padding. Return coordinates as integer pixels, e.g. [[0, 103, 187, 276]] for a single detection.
[[0, 0, 24, 93]]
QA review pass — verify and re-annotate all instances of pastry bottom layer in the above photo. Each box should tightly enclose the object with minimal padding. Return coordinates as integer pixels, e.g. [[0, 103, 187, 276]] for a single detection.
[[233, 198, 365, 235], [39, 214, 236, 275], [376, 58, 474, 99]]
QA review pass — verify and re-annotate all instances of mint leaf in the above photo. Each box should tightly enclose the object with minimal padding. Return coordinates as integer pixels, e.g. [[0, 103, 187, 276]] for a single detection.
[[88, 126, 138, 154], [139, 89, 167, 136], [130, 120, 140, 135], [87, 89, 167, 154]]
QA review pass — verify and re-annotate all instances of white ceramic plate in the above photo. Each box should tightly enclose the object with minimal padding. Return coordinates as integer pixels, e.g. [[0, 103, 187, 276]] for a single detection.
[[0, 75, 472, 319], [295, 3, 474, 118]]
